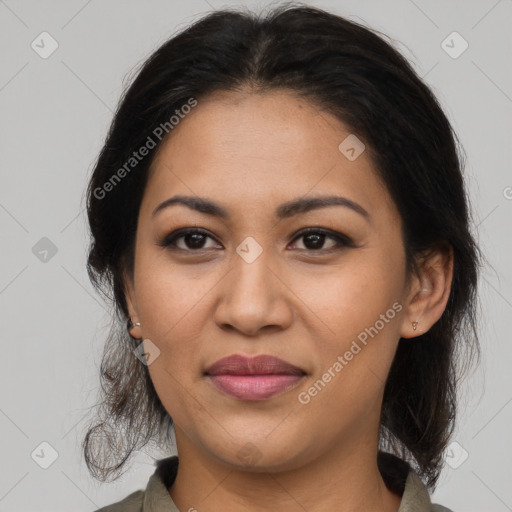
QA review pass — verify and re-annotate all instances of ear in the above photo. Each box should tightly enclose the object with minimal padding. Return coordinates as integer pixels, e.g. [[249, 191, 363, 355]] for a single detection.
[[400, 244, 454, 339], [122, 264, 142, 339]]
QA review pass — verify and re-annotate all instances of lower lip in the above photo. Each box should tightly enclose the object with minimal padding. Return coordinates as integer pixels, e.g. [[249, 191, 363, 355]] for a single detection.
[[207, 374, 304, 400]]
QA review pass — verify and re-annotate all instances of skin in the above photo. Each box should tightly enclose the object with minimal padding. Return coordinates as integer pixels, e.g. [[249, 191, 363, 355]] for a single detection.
[[124, 89, 453, 512]]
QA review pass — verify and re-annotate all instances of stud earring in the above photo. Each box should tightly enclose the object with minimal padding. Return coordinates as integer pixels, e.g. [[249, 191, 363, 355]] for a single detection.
[[412, 321, 418, 331], [127, 317, 141, 334]]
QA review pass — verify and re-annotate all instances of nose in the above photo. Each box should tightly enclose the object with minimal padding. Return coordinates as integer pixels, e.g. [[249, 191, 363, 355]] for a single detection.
[[213, 246, 293, 337]]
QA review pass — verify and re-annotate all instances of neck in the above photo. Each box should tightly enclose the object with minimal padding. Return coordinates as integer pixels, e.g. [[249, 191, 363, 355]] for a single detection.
[[168, 427, 402, 512]]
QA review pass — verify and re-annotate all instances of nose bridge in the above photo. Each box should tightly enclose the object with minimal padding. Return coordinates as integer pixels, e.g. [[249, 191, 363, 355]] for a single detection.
[[229, 238, 276, 304]]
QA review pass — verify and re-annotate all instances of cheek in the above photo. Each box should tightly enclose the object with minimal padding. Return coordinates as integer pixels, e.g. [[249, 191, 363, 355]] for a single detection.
[[296, 269, 403, 432], [290, 253, 405, 347], [134, 250, 220, 344], [294, 255, 405, 420]]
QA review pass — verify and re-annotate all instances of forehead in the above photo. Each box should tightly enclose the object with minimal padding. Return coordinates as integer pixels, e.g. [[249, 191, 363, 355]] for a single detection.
[[142, 90, 396, 223]]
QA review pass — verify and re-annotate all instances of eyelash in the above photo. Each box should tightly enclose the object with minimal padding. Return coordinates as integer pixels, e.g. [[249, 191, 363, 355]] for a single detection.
[[157, 227, 354, 254]]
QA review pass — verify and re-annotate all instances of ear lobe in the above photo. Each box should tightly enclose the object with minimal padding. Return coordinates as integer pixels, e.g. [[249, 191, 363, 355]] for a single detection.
[[400, 246, 454, 339]]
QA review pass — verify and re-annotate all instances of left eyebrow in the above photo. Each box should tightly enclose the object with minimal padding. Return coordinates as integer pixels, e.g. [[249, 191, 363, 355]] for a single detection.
[[151, 194, 370, 222], [275, 195, 370, 221]]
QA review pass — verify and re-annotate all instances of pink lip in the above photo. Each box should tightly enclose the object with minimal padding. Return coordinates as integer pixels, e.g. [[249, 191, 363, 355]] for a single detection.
[[205, 354, 306, 401]]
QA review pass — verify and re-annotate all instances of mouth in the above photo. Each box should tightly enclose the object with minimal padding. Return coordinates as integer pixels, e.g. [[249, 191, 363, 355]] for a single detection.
[[204, 354, 306, 401]]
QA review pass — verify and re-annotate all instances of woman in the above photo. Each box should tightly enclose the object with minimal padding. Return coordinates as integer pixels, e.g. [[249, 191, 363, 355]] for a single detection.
[[84, 4, 480, 511]]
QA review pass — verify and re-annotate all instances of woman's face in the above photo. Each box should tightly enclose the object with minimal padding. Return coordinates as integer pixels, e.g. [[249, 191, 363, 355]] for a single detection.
[[125, 89, 414, 471]]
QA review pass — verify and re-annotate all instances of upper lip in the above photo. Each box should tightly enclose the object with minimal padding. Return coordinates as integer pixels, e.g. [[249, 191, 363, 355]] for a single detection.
[[205, 354, 305, 376]]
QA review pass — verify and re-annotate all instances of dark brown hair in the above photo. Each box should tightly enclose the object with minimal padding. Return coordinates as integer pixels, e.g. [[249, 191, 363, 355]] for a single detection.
[[82, 3, 481, 489]]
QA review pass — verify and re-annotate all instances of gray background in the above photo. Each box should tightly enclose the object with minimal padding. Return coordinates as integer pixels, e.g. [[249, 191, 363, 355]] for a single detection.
[[0, 0, 511, 510]]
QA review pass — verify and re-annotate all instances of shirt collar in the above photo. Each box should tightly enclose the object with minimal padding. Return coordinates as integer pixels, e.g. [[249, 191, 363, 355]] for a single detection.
[[398, 471, 435, 511], [142, 456, 180, 512]]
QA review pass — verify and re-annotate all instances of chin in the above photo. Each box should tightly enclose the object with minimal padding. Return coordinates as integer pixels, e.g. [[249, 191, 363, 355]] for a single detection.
[[206, 434, 308, 473]]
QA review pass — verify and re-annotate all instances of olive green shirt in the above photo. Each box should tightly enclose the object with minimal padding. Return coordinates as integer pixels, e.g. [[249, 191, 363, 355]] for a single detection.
[[94, 455, 452, 512]]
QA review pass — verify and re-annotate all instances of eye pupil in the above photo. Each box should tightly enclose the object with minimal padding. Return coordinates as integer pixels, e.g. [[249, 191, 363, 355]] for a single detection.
[[304, 233, 324, 250], [186, 233, 206, 249]]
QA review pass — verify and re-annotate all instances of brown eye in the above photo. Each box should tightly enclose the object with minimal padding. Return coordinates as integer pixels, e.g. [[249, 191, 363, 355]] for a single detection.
[[290, 228, 353, 252], [158, 227, 353, 254], [158, 228, 221, 251]]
